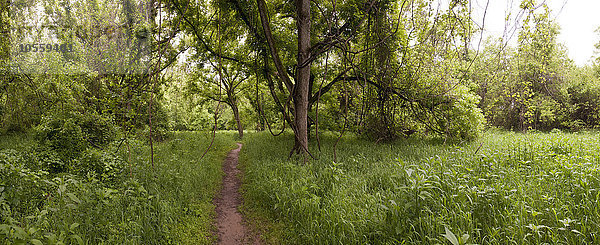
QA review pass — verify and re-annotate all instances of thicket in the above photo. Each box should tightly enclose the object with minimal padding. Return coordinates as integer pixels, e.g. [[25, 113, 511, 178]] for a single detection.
[[472, 4, 600, 132], [1, 2, 236, 241], [0, 130, 235, 244]]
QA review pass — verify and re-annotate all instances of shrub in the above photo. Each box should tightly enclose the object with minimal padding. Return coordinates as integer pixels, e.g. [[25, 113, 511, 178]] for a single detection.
[[0, 149, 52, 221], [76, 148, 126, 181], [78, 112, 116, 147], [29, 147, 66, 174], [568, 83, 600, 128], [35, 111, 117, 161], [437, 85, 485, 140], [36, 116, 86, 159]]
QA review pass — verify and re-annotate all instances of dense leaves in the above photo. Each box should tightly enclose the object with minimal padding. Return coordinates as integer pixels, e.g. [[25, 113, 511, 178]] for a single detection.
[[0, 132, 236, 244]]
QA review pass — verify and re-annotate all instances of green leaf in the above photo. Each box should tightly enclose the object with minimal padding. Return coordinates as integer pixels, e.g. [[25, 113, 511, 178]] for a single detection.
[[379, 203, 388, 210], [443, 227, 460, 245], [70, 223, 79, 231], [44, 233, 58, 244], [13, 226, 28, 240], [66, 193, 81, 204], [70, 234, 84, 245], [0, 224, 9, 234], [30, 239, 43, 245], [58, 184, 66, 195]]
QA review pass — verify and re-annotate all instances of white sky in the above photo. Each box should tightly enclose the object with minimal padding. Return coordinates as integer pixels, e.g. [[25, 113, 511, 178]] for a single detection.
[[469, 0, 600, 66]]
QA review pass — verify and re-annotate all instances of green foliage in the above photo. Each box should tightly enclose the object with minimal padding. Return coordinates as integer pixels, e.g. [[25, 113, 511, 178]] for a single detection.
[[34, 111, 117, 164], [76, 149, 126, 181], [161, 0, 486, 142], [349, 0, 483, 141], [0, 131, 236, 244], [78, 113, 116, 147], [240, 130, 600, 244], [29, 148, 67, 174], [36, 116, 87, 161], [0, 149, 52, 220], [472, 2, 600, 133], [567, 67, 600, 129], [436, 85, 485, 140], [139, 102, 172, 142], [2, 0, 169, 141], [163, 70, 238, 132], [4, 0, 600, 241]]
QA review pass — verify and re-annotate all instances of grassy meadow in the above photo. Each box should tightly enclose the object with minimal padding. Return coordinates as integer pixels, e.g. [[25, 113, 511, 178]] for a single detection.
[[2, 129, 600, 244], [239, 130, 600, 244]]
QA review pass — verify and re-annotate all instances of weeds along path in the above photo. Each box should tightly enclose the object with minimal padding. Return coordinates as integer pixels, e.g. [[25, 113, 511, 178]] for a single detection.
[[214, 143, 260, 245]]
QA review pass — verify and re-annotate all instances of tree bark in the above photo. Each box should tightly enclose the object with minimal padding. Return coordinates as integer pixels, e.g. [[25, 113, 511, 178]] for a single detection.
[[256, 0, 312, 155], [293, 0, 311, 154], [256, 0, 294, 93], [231, 101, 244, 139]]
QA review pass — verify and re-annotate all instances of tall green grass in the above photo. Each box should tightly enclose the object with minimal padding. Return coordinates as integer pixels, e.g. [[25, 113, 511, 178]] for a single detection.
[[239, 130, 600, 244], [0, 131, 237, 244]]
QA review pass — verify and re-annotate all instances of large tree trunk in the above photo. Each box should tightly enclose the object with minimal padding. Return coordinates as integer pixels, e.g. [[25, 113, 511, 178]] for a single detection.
[[293, 0, 311, 154], [257, 0, 312, 155]]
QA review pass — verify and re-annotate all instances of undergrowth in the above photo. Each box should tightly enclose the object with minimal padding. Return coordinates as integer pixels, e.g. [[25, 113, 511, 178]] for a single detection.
[[239, 130, 600, 244], [0, 131, 236, 244]]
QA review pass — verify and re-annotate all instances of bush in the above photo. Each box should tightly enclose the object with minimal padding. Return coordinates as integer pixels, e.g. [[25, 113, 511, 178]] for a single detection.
[[78, 112, 116, 147], [31, 111, 119, 177], [76, 148, 126, 181], [35, 111, 117, 160], [437, 85, 485, 140], [29, 148, 66, 174], [0, 149, 52, 221], [568, 83, 600, 128]]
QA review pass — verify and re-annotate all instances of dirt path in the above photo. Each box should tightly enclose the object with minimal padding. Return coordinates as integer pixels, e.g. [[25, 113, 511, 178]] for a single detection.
[[214, 143, 260, 245]]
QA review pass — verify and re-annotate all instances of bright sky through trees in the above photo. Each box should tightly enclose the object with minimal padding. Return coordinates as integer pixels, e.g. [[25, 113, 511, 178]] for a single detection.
[[471, 0, 600, 66]]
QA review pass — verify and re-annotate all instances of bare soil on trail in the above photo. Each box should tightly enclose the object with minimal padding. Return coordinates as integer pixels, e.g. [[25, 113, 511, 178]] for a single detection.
[[214, 143, 261, 245]]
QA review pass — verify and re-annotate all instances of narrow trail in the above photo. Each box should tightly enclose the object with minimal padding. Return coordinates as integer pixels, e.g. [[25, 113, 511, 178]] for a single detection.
[[214, 143, 260, 245]]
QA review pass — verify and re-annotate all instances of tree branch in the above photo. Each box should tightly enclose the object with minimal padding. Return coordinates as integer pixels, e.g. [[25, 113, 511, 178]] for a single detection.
[[256, 0, 294, 93], [309, 67, 351, 105], [171, 0, 250, 67]]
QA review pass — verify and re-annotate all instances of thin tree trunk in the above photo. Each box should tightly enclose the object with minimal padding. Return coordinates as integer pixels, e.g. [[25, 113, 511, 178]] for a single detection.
[[231, 102, 243, 139], [256, 0, 294, 93]]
